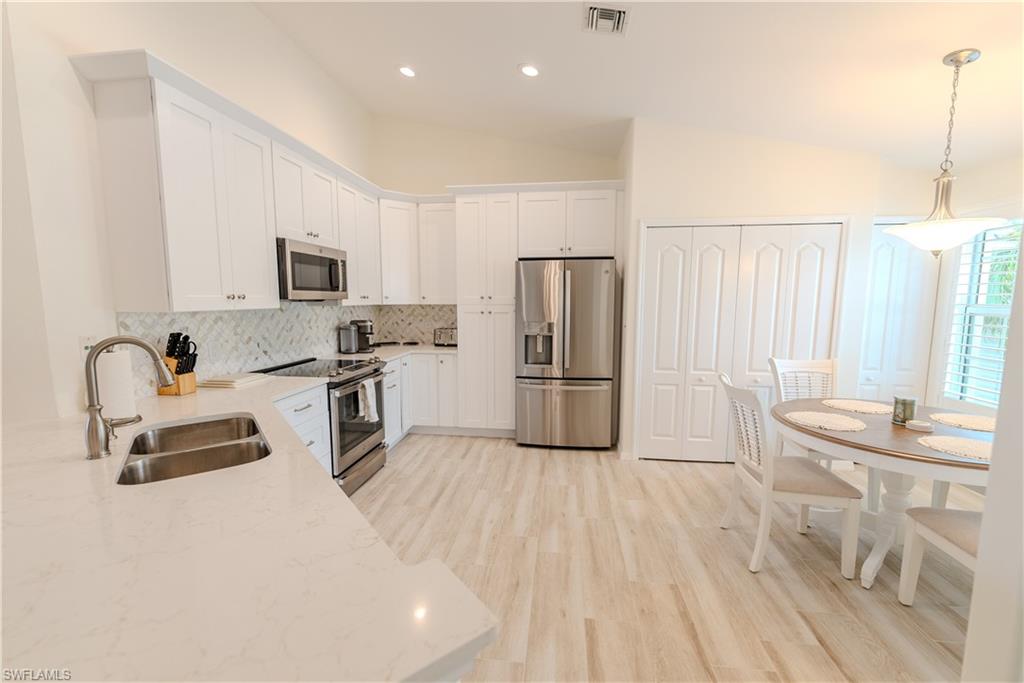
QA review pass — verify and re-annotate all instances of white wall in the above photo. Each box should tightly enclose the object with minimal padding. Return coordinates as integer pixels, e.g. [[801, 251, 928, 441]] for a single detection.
[[368, 114, 618, 195], [618, 118, 884, 456], [3, 1, 372, 418]]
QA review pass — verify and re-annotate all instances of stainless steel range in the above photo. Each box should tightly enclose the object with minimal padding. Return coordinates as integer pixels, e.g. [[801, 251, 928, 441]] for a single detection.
[[257, 357, 386, 494]]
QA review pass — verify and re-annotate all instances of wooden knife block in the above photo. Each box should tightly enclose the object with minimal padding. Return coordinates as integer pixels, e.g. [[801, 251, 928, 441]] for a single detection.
[[158, 356, 196, 396]]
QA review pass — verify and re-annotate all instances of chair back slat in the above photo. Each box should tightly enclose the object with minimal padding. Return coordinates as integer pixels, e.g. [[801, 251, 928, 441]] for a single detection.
[[719, 373, 772, 478], [770, 358, 836, 402]]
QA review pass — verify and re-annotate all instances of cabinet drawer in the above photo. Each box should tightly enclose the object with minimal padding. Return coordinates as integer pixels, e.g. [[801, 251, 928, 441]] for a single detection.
[[294, 415, 331, 462], [275, 385, 328, 427]]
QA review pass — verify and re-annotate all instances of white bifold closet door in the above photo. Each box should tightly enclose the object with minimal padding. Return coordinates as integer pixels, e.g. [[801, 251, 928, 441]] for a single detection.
[[857, 224, 938, 401], [637, 222, 841, 462], [730, 223, 842, 413], [637, 226, 740, 461]]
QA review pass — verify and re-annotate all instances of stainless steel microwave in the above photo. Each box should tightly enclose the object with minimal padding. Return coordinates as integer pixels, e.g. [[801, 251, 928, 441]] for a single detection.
[[277, 239, 347, 301]]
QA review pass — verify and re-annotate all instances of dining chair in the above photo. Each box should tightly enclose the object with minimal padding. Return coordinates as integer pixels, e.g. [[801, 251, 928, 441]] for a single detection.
[[769, 357, 882, 512], [718, 372, 863, 577], [898, 507, 982, 606]]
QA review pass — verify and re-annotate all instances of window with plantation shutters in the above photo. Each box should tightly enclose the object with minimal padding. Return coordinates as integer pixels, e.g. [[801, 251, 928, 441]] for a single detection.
[[941, 222, 1021, 408]]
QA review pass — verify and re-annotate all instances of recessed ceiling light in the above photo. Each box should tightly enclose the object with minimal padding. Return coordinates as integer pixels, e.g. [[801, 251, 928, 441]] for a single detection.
[[519, 64, 540, 78], [399, 66, 416, 78]]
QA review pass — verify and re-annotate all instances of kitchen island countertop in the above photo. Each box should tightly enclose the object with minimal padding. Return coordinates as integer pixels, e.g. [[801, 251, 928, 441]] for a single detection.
[[2, 375, 494, 681]]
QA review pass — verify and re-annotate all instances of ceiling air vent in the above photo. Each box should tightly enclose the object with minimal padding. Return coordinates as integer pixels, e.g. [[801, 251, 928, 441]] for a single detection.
[[584, 5, 629, 35]]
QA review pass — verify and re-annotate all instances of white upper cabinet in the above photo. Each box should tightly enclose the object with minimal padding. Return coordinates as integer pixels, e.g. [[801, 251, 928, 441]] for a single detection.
[[455, 196, 487, 305], [455, 193, 518, 305], [153, 82, 232, 311], [339, 183, 383, 305], [518, 192, 567, 257], [417, 203, 457, 304], [220, 118, 279, 310], [566, 190, 617, 257], [519, 190, 617, 258], [95, 79, 280, 312], [485, 194, 518, 305], [271, 141, 336, 247], [379, 199, 419, 304], [355, 193, 383, 304]]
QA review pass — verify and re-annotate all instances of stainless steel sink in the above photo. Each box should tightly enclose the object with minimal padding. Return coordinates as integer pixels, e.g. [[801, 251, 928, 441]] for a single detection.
[[117, 414, 271, 485]]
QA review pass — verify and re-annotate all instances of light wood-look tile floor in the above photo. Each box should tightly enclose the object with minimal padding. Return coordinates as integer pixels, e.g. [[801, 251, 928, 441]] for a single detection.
[[350, 435, 984, 682]]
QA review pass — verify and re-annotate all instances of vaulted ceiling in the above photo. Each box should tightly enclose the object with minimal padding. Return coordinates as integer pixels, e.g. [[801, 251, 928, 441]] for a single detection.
[[258, 2, 1022, 167]]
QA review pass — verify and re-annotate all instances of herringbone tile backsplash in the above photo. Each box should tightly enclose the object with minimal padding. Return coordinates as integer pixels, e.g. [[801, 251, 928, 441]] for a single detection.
[[117, 303, 456, 396]]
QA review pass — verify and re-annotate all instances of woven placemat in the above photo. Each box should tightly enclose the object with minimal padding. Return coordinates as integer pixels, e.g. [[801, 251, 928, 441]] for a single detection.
[[821, 399, 892, 415], [929, 413, 997, 433], [918, 435, 992, 461], [785, 411, 866, 432]]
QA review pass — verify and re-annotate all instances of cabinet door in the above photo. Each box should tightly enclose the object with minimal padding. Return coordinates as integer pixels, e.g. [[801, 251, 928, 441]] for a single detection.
[[221, 119, 279, 310], [518, 192, 567, 258], [486, 194, 518, 305], [271, 142, 307, 242], [400, 357, 414, 433], [682, 226, 740, 461], [408, 354, 439, 426], [858, 226, 938, 401], [355, 193, 382, 304], [731, 225, 792, 409], [487, 306, 516, 429], [153, 82, 232, 311], [418, 203, 457, 304], [566, 190, 616, 257], [636, 227, 693, 460], [383, 364, 403, 447], [455, 195, 487, 305], [437, 355, 458, 427], [457, 306, 489, 428], [337, 181, 359, 299], [303, 162, 337, 246], [380, 200, 419, 304]]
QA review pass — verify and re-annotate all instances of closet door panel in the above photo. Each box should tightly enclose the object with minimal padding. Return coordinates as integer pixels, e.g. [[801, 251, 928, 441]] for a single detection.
[[785, 224, 841, 360], [637, 227, 692, 460], [733, 225, 791, 407], [683, 226, 740, 461]]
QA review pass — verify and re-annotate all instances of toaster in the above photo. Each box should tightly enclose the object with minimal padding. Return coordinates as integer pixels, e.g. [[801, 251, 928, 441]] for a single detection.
[[433, 327, 458, 347]]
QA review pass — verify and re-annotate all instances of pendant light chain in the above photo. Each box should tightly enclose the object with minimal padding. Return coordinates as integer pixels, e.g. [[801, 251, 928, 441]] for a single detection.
[[941, 64, 960, 171]]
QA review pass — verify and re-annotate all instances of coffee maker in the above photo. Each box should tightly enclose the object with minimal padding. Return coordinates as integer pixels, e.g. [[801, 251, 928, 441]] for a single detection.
[[351, 320, 374, 352]]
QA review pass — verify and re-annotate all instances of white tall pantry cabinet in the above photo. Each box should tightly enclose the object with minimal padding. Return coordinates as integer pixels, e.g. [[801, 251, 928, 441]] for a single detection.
[[636, 222, 842, 461]]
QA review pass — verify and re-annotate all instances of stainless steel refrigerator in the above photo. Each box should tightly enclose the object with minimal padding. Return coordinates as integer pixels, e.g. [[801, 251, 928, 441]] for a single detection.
[[515, 258, 619, 448]]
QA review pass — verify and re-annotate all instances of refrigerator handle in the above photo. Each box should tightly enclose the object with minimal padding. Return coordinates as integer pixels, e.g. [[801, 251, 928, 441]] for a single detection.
[[564, 269, 571, 369]]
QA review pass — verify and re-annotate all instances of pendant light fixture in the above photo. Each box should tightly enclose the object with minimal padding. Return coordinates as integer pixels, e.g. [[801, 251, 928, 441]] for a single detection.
[[884, 49, 1007, 257]]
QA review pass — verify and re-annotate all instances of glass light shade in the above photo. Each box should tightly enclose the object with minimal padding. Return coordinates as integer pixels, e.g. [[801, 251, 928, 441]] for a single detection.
[[883, 170, 1007, 255]]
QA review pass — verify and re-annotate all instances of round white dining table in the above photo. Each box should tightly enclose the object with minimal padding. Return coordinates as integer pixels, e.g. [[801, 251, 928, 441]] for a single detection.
[[771, 399, 991, 589]]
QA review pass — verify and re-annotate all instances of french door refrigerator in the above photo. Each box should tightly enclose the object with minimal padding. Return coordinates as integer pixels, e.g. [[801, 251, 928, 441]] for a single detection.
[[515, 258, 619, 447]]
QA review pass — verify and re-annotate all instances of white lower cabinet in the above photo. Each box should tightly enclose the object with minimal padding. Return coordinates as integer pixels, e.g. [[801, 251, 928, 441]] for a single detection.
[[383, 361, 403, 447], [437, 355, 458, 427], [457, 306, 514, 429], [275, 385, 332, 474], [406, 354, 439, 426]]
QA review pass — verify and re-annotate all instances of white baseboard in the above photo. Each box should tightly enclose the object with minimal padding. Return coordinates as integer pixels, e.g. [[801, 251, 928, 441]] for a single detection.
[[406, 426, 516, 439]]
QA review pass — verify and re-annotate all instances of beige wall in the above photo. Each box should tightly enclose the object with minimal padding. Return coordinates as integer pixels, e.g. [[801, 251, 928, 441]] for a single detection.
[[618, 118, 885, 456], [877, 156, 1024, 218], [368, 114, 618, 195]]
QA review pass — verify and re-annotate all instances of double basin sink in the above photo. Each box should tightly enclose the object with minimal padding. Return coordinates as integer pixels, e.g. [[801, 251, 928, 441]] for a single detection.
[[117, 413, 271, 485]]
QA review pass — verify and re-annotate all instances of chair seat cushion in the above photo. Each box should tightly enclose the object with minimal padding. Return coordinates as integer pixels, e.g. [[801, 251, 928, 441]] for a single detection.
[[745, 457, 862, 499], [907, 507, 982, 557]]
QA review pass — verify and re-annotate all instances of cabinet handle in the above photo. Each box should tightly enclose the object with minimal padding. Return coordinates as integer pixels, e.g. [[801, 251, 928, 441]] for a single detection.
[[488, 296, 492, 300], [439, 360, 444, 364], [386, 384, 397, 389], [293, 403, 313, 412], [226, 294, 236, 300], [488, 311, 492, 315], [752, 378, 761, 384], [559, 247, 564, 252], [422, 296, 426, 300], [567, 246, 573, 251], [239, 293, 246, 300], [304, 439, 315, 447], [479, 295, 484, 300]]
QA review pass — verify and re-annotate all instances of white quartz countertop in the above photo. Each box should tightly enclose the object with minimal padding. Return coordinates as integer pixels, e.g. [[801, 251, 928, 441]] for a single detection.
[[2, 376, 494, 681]]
